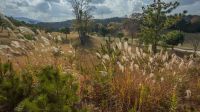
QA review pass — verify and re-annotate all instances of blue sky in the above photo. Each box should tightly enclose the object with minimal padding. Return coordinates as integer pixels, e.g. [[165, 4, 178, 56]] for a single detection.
[[0, 0, 200, 22]]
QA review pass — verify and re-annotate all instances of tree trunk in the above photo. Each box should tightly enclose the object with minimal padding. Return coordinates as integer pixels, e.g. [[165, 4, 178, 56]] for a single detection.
[[1, 26, 3, 32], [193, 47, 197, 57], [119, 37, 122, 41], [108, 36, 112, 43], [66, 34, 68, 40], [131, 34, 134, 43], [80, 32, 86, 45], [152, 43, 157, 54]]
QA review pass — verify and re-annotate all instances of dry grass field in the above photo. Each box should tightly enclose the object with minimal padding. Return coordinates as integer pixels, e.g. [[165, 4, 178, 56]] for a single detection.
[[0, 23, 200, 112]]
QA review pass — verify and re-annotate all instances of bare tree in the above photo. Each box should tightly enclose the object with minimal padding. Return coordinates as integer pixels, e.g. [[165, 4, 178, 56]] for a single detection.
[[123, 14, 141, 43], [189, 33, 200, 56], [68, 0, 93, 45], [123, 18, 139, 43]]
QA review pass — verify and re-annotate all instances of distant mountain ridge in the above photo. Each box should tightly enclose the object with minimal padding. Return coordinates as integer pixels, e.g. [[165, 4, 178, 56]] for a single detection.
[[9, 16, 127, 31], [14, 17, 41, 24], [37, 17, 126, 31], [11, 15, 200, 33], [37, 20, 73, 31]]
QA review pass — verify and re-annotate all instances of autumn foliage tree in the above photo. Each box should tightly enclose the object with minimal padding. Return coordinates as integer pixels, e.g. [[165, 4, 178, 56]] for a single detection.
[[107, 22, 121, 37], [123, 17, 140, 42]]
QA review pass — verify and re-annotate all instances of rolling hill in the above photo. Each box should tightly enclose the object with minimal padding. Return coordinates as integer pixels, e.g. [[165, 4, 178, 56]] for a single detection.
[[36, 17, 126, 31]]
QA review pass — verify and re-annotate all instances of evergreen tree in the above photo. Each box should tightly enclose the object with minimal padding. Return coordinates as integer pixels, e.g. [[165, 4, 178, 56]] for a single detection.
[[139, 0, 184, 53], [99, 25, 109, 37], [0, 61, 33, 112], [59, 27, 71, 40], [117, 32, 124, 41], [19, 66, 80, 112], [164, 30, 184, 50], [0, 60, 82, 112]]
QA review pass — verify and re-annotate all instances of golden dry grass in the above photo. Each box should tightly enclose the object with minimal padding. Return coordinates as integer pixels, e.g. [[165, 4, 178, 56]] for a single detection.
[[1, 30, 200, 111]]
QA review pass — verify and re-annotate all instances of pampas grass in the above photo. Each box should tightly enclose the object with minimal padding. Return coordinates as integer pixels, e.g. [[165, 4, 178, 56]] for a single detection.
[[91, 41, 200, 111]]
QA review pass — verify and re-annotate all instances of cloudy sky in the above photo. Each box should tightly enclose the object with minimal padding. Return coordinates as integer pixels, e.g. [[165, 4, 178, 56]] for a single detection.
[[0, 0, 200, 22]]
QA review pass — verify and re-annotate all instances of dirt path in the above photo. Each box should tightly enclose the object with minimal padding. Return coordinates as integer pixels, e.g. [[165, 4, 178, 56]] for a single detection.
[[174, 47, 200, 56]]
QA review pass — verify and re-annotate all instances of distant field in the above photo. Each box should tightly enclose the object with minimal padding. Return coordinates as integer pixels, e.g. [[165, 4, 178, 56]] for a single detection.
[[178, 33, 200, 50]]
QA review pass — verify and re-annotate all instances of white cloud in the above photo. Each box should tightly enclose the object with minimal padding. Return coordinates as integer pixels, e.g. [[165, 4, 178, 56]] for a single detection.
[[175, 1, 200, 15], [0, 0, 199, 22]]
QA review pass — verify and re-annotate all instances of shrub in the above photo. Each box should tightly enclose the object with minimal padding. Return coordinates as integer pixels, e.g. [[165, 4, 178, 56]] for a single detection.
[[17, 66, 80, 112], [24, 34, 35, 40], [0, 60, 83, 112], [0, 60, 33, 112]]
